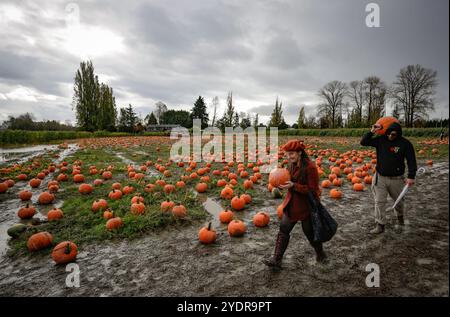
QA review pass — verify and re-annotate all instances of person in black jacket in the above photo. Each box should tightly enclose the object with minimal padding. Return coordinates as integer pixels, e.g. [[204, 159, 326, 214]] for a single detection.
[[360, 121, 417, 234]]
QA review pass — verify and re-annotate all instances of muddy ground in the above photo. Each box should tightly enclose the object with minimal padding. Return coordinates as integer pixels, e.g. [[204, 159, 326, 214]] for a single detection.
[[0, 155, 448, 296]]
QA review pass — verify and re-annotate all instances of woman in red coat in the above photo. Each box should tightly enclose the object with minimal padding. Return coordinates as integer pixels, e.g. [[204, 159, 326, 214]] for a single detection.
[[263, 139, 327, 270]]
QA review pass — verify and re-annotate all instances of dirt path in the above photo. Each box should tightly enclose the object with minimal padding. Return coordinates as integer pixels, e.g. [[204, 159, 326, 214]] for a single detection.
[[0, 161, 448, 296]]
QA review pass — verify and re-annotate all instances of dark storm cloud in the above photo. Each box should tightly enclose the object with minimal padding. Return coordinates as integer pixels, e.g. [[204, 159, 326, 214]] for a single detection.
[[0, 0, 448, 125]]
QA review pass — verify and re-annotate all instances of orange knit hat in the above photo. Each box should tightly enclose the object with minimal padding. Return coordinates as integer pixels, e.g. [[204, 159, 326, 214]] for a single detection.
[[281, 140, 305, 152]]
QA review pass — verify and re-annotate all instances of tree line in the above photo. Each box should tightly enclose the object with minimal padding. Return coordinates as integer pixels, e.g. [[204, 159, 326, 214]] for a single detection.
[[302, 64, 440, 129], [3, 61, 441, 133]]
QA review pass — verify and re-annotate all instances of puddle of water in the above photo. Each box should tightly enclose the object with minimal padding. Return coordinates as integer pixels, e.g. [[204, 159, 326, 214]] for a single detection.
[[114, 152, 160, 177], [0, 144, 78, 258], [0, 145, 60, 166], [199, 195, 224, 228], [0, 144, 58, 154]]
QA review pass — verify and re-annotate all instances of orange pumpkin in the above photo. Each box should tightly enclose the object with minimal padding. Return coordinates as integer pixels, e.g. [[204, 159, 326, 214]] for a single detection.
[[106, 217, 123, 230], [112, 182, 122, 190], [38, 192, 55, 204], [57, 173, 69, 182], [353, 183, 364, 191], [102, 171, 113, 180], [243, 180, 253, 189], [18, 203, 36, 219], [219, 209, 234, 223], [17, 174, 28, 181], [52, 241, 78, 264], [92, 199, 108, 212], [122, 186, 135, 195], [164, 184, 176, 194], [19, 190, 32, 201], [220, 186, 234, 199], [78, 183, 93, 194], [332, 178, 343, 187], [196, 182, 208, 193], [47, 208, 63, 221], [103, 209, 113, 219], [27, 232, 53, 251], [240, 193, 252, 205], [228, 220, 247, 237], [198, 222, 217, 244], [175, 181, 185, 188], [321, 180, 332, 188], [130, 202, 146, 215], [253, 212, 270, 227], [231, 196, 246, 211], [268, 168, 291, 188], [73, 174, 85, 183], [364, 175, 373, 184], [374, 116, 400, 135], [29, 178, 41, 188], [108, 189, 123, 200], [172, 204, 187, 218], [131, 195, 144, 204], [330, 189, 343, 199], [0, 182, 7, 194], [351, 177, 362, 184], [160, 199, 175, 212]]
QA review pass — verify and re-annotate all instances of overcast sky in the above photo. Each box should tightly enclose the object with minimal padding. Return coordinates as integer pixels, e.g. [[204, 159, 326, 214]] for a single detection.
[[0, 0, 448, 125]]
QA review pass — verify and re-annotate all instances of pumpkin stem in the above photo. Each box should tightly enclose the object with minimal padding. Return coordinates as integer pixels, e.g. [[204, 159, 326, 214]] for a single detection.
[[207, 222, 212, 231], [64, 243, 71, 254]]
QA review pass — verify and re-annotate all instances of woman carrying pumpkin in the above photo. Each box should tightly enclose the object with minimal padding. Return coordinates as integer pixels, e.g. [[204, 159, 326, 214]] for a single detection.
[[263, 139, 326, 270]]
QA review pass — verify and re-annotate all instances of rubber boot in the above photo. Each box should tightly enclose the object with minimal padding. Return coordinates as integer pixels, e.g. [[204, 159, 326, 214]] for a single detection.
[[312, 242, 327, 263], [263, 232, 290, 271]]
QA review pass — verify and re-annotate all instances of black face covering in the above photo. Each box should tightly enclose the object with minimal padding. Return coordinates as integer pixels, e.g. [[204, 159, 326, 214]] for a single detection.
[[385, 122, 403, 138]]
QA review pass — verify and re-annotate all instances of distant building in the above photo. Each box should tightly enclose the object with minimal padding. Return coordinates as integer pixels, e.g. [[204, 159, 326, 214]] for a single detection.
[[146, 124, 181, 132]]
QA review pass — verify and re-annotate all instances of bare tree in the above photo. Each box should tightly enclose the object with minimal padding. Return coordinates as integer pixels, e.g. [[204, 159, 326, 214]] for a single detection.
[[154, 101, 167, 124], [348, 80, 366, 127], [210, 96, 219, 127], [364, 76, 387, 126], [390, 64, 438, 127], [317, 80, 348, 128]]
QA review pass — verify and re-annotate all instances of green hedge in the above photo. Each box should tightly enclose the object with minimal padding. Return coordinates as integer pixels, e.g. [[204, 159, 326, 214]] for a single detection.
[[0, 128, 442, 146], [0, 130, 168, 146], [278, 128, 443, 138]]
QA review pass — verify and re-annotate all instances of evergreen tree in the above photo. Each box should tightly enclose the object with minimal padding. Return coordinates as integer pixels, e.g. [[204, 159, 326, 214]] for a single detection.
[[233, 112, 240, 128], [160, 110, 192, 128], [118, 104, 138, 133], [72, 60, 100, 131], [240, 113, 251, 129], [145, 112, 158, 125], [297, 106, 306, 129], [190, 96, 209, 129], [223, 92, 234, 127], [269, 97, 285, 127], [253, 113, 259, 128], [98, 83, 117, 131]]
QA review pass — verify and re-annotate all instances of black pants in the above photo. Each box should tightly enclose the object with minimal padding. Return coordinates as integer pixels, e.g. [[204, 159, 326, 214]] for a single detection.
[[280, 214, 323, 252]]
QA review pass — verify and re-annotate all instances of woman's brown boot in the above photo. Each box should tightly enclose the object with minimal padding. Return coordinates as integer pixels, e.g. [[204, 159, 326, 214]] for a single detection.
[[263, 232, 290, 270]]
